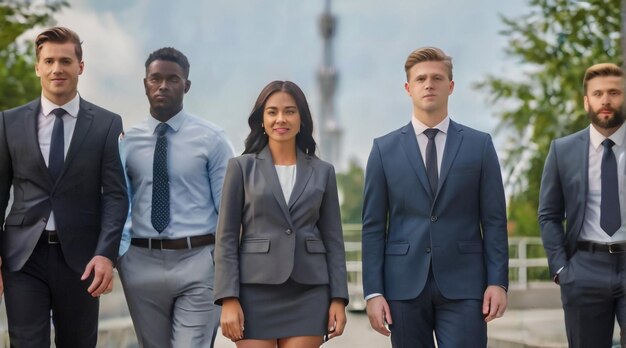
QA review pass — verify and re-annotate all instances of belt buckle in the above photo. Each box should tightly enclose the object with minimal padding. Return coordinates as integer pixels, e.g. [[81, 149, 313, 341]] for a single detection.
[[609, 244, 622, 254], [48, 232, 60, 245]]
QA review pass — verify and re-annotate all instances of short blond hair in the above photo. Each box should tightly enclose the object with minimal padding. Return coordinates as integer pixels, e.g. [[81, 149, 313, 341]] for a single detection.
[[404, 47, 453, 81], [35, 26, 83, 61], [583, 63, 623, 94]]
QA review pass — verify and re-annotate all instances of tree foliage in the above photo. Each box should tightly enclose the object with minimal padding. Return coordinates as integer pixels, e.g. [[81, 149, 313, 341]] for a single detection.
[[476, 0, 621, 235], [0, 0, 68, 110]]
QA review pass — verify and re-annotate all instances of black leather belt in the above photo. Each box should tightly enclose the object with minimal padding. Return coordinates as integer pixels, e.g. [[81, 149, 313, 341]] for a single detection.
[[577, 241, 626, 254], [40, 230, 60, 244], [131, 234, 215, 250]]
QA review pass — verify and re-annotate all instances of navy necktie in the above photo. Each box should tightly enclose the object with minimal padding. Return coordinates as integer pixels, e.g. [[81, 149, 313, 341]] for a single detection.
[[423, 128, 439, 196], [48, 108, 66, 181], [600, 139, 621, 236], [151, 123, 170, 233]]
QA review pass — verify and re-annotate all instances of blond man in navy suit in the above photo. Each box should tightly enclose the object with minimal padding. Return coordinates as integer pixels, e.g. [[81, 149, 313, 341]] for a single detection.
[[362, 47, 508, 347]]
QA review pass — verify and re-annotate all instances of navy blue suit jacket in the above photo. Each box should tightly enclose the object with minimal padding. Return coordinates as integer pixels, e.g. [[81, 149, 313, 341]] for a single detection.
[[362, 120, 508, 301]]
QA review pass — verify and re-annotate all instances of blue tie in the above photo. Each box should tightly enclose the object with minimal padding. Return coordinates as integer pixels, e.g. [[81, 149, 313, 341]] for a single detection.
[[48, 108, 66, 181], [151, 123, 170, 233], [423, 128, 439, 196], [600, 139, 621, 236]]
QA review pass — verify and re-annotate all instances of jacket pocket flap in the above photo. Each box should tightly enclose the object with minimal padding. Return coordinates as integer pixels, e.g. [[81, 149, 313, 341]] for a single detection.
[[385, 242, 409, 255], [240, 239, 270, 253], [458, 241, 483, 253], [306, 239, 327, 253], [4, 214, 24, 226]]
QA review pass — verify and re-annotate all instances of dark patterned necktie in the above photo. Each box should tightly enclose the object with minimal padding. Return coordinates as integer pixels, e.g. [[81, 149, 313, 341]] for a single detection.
[[48, 108, 66, 181], [423, 128, 439, 196], [151, 123, 170, 233], [600, 139, 621, 236]]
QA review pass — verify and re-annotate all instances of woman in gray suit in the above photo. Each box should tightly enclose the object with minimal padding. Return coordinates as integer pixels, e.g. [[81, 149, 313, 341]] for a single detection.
[[214, 81, 348, 347]]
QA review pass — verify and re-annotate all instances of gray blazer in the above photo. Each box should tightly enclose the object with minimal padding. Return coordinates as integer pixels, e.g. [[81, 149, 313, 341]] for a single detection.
[[214, 146, 348, 304], [538, 127, 591, 276]]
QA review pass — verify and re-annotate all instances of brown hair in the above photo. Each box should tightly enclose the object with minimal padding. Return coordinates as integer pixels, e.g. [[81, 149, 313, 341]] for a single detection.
[[583, 63, 623, 94], [35, 27, 83, 61], [404, 47, 453, 81]]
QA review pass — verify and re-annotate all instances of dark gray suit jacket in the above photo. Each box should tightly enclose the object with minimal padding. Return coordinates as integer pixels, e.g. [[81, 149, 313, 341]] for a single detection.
[[0, 98, 128, 274], [214, 146, 348, 303], [538, 128, 591, 276], [362, 120, 509, 301]]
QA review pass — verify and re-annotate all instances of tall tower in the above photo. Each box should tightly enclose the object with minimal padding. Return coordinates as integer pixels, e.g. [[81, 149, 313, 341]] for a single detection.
[[317, 0, 342, 169]]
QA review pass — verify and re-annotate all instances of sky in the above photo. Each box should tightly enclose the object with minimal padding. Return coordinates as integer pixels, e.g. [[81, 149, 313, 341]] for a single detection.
[[29, 0, 531, 170]]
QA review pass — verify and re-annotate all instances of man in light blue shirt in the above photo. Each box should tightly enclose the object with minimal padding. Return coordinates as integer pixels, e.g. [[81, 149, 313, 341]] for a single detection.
[[118, 47, 234, 348]]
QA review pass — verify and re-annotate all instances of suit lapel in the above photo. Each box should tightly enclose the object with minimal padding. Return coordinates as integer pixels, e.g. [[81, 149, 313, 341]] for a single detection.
[[287, 149, 313, 210], [60, 99, 93, 181], [400, 123, 432, 199], [24, 99, 55, 188], [437, 120, 463, 199], [578, 128, 590, 211], [257, 147, 293, 225]]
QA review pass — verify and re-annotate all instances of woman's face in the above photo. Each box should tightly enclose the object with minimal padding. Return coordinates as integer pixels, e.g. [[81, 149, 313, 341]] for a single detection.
[[263, 91, 301, 146]]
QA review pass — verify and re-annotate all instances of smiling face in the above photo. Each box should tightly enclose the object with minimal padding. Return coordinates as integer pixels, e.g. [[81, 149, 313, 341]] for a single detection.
[[144, 59, 191, 122], [263, 91, 301, 148], [584, 75, 625, 131], [35, 41, 84, 105], [404, 60, 454, 122]]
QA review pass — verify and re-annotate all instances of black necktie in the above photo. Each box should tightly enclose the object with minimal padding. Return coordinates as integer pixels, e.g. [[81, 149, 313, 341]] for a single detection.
[[600, 139, 621, 236], [151, 123, 170, 233], [48, 108, 66, 181], [423, 128, 439, 196]]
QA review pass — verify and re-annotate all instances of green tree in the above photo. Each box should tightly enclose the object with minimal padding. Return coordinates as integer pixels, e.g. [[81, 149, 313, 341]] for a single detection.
[[0, 0, 68, 110], [476, 0, 621, 236], [336, 159, 364, 224]]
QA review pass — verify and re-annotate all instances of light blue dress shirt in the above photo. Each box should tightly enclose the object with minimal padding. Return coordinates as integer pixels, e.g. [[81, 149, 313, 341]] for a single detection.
[[119, 110, 234, 255]]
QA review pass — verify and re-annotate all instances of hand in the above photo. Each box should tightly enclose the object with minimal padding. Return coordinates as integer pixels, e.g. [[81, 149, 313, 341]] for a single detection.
[[326, 298, 347, 340], [220, 297, 244, 342], [366, 295, 392, 336], [482, 285, 507, 322], [81, 255, 113, 297]]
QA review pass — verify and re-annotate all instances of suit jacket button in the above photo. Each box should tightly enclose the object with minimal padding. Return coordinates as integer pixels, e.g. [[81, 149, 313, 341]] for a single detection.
[[430, 216, 437, 222], [426, 247, 431, 253], [285, 228, 292, 235]]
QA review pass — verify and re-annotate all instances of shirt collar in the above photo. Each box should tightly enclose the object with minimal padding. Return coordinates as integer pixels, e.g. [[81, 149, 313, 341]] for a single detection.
[[411, 115, 450, 136], [147, 109, 187, 134], [589, 122, 626, 150], [41, 93, 80, 118]]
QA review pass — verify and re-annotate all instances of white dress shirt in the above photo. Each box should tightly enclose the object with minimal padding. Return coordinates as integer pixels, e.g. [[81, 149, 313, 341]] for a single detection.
[[580, 123, 626, 242], [38, 93, 80, 230], [411, 115, 450, 175]]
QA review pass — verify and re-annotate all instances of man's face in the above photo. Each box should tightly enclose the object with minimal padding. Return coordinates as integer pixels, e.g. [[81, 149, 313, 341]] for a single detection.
[[404, 61, 454, 115], [144, 60, 190, 119], [35, 41, 83, 105], [584, 75, 625, 130]]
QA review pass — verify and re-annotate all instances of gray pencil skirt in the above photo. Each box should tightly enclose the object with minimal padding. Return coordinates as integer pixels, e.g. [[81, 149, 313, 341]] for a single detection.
[[239, 278, 330, 339]]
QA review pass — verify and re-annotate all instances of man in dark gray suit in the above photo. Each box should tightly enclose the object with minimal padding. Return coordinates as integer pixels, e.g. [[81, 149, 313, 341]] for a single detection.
[[0, 27, 128, 347], [539, 63, 626, 347], [361, 47, 509, 347]]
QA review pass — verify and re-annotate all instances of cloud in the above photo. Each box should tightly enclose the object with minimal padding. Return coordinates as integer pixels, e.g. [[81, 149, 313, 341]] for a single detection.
[[56, 7, 147, 127]]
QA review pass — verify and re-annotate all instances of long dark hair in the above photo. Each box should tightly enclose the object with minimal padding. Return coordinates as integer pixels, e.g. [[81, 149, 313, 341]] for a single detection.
[[243, 81, 316, 155]]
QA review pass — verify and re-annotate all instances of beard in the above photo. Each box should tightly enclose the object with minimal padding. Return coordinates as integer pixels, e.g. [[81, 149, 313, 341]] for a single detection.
[[588, 106, 625, 129]]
